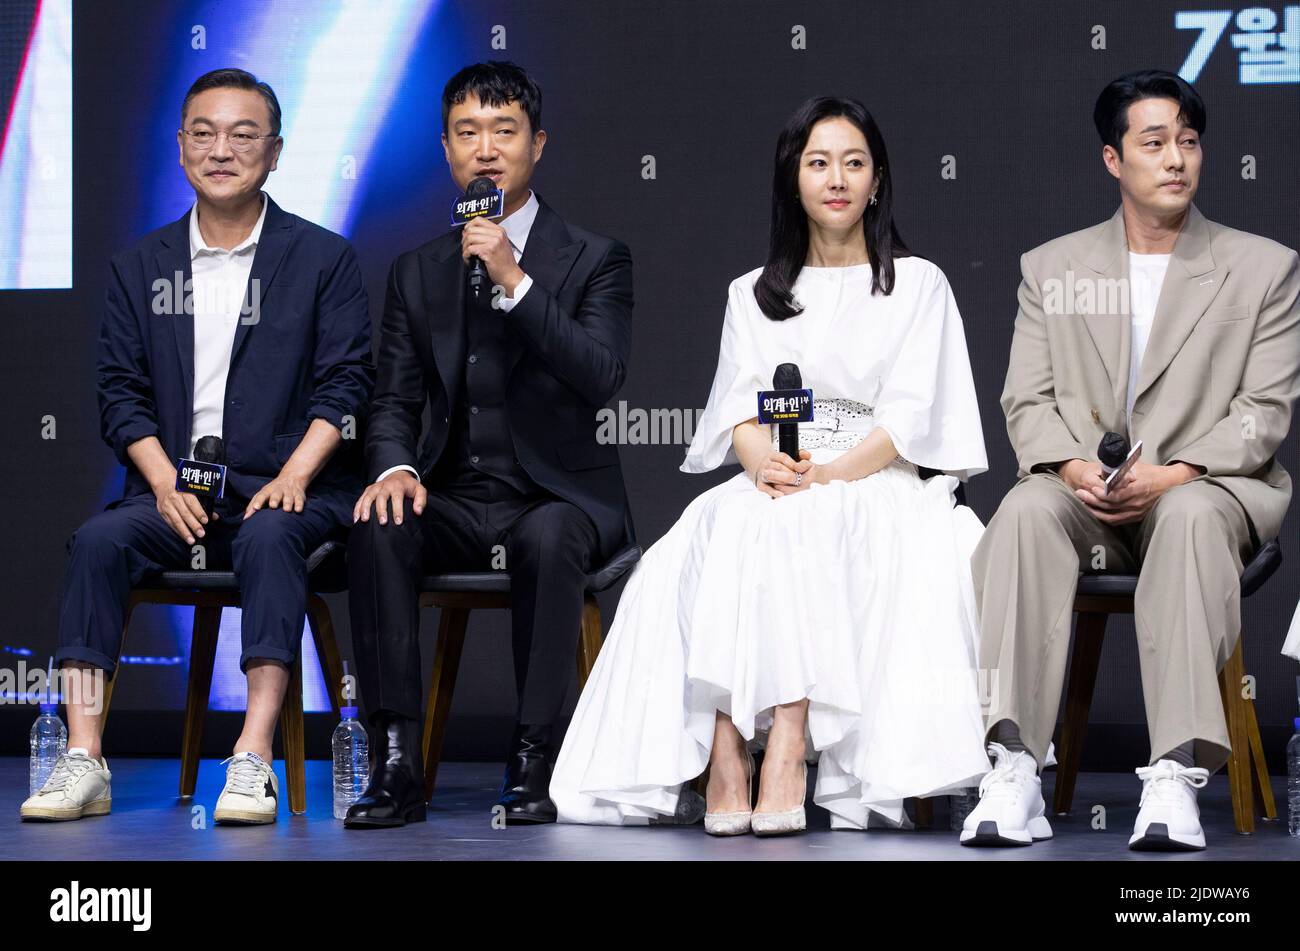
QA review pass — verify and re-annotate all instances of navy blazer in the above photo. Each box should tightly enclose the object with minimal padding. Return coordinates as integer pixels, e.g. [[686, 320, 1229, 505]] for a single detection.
[[96, 195, 374, 504], [367, 194, 636, 560]]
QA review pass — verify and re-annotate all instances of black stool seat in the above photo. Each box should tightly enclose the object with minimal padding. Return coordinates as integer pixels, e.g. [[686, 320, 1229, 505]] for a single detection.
[[418, 543, 642, 595], [1075, 538, 1281, 599], [136, 539, 349, 593]]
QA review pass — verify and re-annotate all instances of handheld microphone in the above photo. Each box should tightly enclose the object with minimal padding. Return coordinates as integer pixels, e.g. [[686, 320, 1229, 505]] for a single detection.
[[194, 435, 225, 464], [1098, 430, 1143, 495], [1097, 431, 1129, 478], [176, 435, 227, 516], [773, 363, 803, 461], [457, 176, 503, 299]]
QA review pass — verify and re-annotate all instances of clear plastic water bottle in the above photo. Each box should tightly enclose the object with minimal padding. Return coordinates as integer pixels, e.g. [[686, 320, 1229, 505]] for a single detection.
[[1287, 717, 1300, 837], [30, 703, 67, 796], [949, 787, 980, 831], [332, 706, 370, 820]]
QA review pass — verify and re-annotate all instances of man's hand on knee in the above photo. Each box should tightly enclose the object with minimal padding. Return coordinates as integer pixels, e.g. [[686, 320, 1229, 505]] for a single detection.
[[244, 471, 309, 518], [353, 470, 427, 526], [154, 483, 212, 545]]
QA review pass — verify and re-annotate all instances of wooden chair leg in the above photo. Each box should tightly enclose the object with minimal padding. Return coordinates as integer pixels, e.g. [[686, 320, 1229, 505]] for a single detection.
[[306, 594, 346, 714], [1219, 640, 1254, 834], [422, 607, 470, 802], [1242, 683, 1277, 820], [1052, 610, 1108, 815], [913, 797, 934, 829], [280, 654, 306, 815], [100, 596, 141, 723], [179, 605, 222, 799], [576, 593, 602, 690]]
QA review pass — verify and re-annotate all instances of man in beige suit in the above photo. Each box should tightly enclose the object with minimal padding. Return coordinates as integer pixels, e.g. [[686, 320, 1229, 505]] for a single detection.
[[961, 70, 1300, 851]]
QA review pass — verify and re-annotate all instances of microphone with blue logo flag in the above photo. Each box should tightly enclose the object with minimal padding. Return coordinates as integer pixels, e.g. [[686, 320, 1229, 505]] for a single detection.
[[175, 435, 227, 517], [758, 363, 814, 462], [452, 176, 505, 299]]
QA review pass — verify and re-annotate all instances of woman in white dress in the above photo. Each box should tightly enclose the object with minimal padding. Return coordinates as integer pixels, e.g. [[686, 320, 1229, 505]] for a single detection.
[[550, 96, 992, 834]]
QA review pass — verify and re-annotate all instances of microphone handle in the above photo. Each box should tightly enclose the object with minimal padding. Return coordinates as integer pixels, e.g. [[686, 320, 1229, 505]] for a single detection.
[[778, 422, 799, 462], [468, 255, 485, 296]]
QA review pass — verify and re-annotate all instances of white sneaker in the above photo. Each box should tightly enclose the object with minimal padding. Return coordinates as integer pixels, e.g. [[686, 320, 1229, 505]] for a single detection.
[[20, 749, 112, 821], [213, 752, 279, 825], [1128, 759, 1209, 851], [960, 742, 1053, 846]]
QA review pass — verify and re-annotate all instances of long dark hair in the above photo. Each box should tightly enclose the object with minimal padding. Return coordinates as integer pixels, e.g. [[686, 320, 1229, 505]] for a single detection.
[[754, 97, 910, 321]]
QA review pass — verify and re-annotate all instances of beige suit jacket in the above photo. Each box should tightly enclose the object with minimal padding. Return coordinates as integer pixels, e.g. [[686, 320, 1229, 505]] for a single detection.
[[1002, 204, 1300, 546]]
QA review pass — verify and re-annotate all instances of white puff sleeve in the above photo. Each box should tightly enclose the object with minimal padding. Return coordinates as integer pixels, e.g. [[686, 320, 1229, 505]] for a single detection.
[[680, 274, 768, 473], [869, 261, 989, 482]]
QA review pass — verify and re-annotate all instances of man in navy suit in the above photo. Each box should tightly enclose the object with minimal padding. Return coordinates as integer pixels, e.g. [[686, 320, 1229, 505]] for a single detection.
[[345, 61, 635, 827], [20, 69, 373, 825]]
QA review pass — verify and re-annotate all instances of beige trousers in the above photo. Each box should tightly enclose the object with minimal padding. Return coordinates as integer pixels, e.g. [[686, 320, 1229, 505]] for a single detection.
[[972, 471, 1255, 773]]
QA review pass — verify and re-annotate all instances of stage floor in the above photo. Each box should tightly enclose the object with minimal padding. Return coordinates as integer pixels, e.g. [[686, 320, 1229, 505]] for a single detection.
[[3, 758, 1295, 860]]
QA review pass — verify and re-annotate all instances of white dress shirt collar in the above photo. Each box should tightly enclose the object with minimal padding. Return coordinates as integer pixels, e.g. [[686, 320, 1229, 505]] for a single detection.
[[189, 192, 269, 259], [499, 189, 539, 257]]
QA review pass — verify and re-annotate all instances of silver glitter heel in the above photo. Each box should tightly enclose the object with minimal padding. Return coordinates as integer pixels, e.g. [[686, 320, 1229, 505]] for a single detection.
[[752, 760, 807, 836], [703, 748, 755, 836]]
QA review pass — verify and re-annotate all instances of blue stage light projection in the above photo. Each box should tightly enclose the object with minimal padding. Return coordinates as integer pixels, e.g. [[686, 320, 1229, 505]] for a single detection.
[[0, 0, 72, 289]]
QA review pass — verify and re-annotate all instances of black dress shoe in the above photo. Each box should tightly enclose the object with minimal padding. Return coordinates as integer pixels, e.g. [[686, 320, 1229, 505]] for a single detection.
[[498, 723, 558, 824], [344, 713, 427, 828]]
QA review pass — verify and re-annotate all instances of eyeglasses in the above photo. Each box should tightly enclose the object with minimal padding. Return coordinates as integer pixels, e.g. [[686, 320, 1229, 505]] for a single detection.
[[180, 128, 279, 152]]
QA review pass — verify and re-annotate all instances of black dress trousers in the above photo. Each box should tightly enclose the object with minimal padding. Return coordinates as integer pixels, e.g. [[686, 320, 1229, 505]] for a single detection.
[[349, 286, 600, 730]]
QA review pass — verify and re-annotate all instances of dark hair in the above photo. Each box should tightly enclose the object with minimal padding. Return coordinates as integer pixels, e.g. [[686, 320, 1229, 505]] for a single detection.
[[754, 96, 909, 321], [441, 61, 542, 137], [181, 68, 282, 136], [1093, 69, 1205, 158]]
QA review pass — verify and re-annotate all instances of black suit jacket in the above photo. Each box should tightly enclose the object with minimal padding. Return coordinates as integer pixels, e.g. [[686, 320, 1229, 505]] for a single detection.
[[97, 195, 374, 504], [367, 194, 636, 560]]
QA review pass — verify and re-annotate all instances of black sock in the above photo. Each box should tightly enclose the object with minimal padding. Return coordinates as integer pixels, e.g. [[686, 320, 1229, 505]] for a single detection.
[[992, 720, 1035, 766], [1158, 741, 1195, 768]]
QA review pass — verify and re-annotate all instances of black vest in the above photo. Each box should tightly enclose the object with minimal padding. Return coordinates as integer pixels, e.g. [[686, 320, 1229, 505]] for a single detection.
[[428, 285, 540, 501]]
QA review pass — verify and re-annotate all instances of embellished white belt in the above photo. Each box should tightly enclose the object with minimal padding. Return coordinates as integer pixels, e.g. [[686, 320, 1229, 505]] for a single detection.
[[769, 397, 878, 451]]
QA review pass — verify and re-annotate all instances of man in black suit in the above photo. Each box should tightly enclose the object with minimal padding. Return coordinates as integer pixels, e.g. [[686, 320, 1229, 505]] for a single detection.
[[345, 62, 635, 827], [22, 69, 373, 826]]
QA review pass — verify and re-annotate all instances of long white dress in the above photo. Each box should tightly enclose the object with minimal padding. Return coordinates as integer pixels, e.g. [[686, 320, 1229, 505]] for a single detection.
[[1283, 601, 1300, 662], [551, 257, 993, 829]]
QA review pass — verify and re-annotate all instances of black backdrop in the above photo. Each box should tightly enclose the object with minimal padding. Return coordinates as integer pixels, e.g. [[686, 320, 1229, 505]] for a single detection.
[[1, 0, 1296, 767]]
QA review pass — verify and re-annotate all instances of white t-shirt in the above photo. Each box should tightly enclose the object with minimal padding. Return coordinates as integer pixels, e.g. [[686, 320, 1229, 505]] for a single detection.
[[1127, 251, 1171, 421], [188, 195, 267, 455]]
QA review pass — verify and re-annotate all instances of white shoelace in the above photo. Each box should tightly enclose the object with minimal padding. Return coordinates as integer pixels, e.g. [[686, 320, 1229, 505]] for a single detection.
[[977, 741, 1035, 801], [39, 752, 97, 794], [1135, 760, 1208, 808], [220, 753, 271, 798]]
